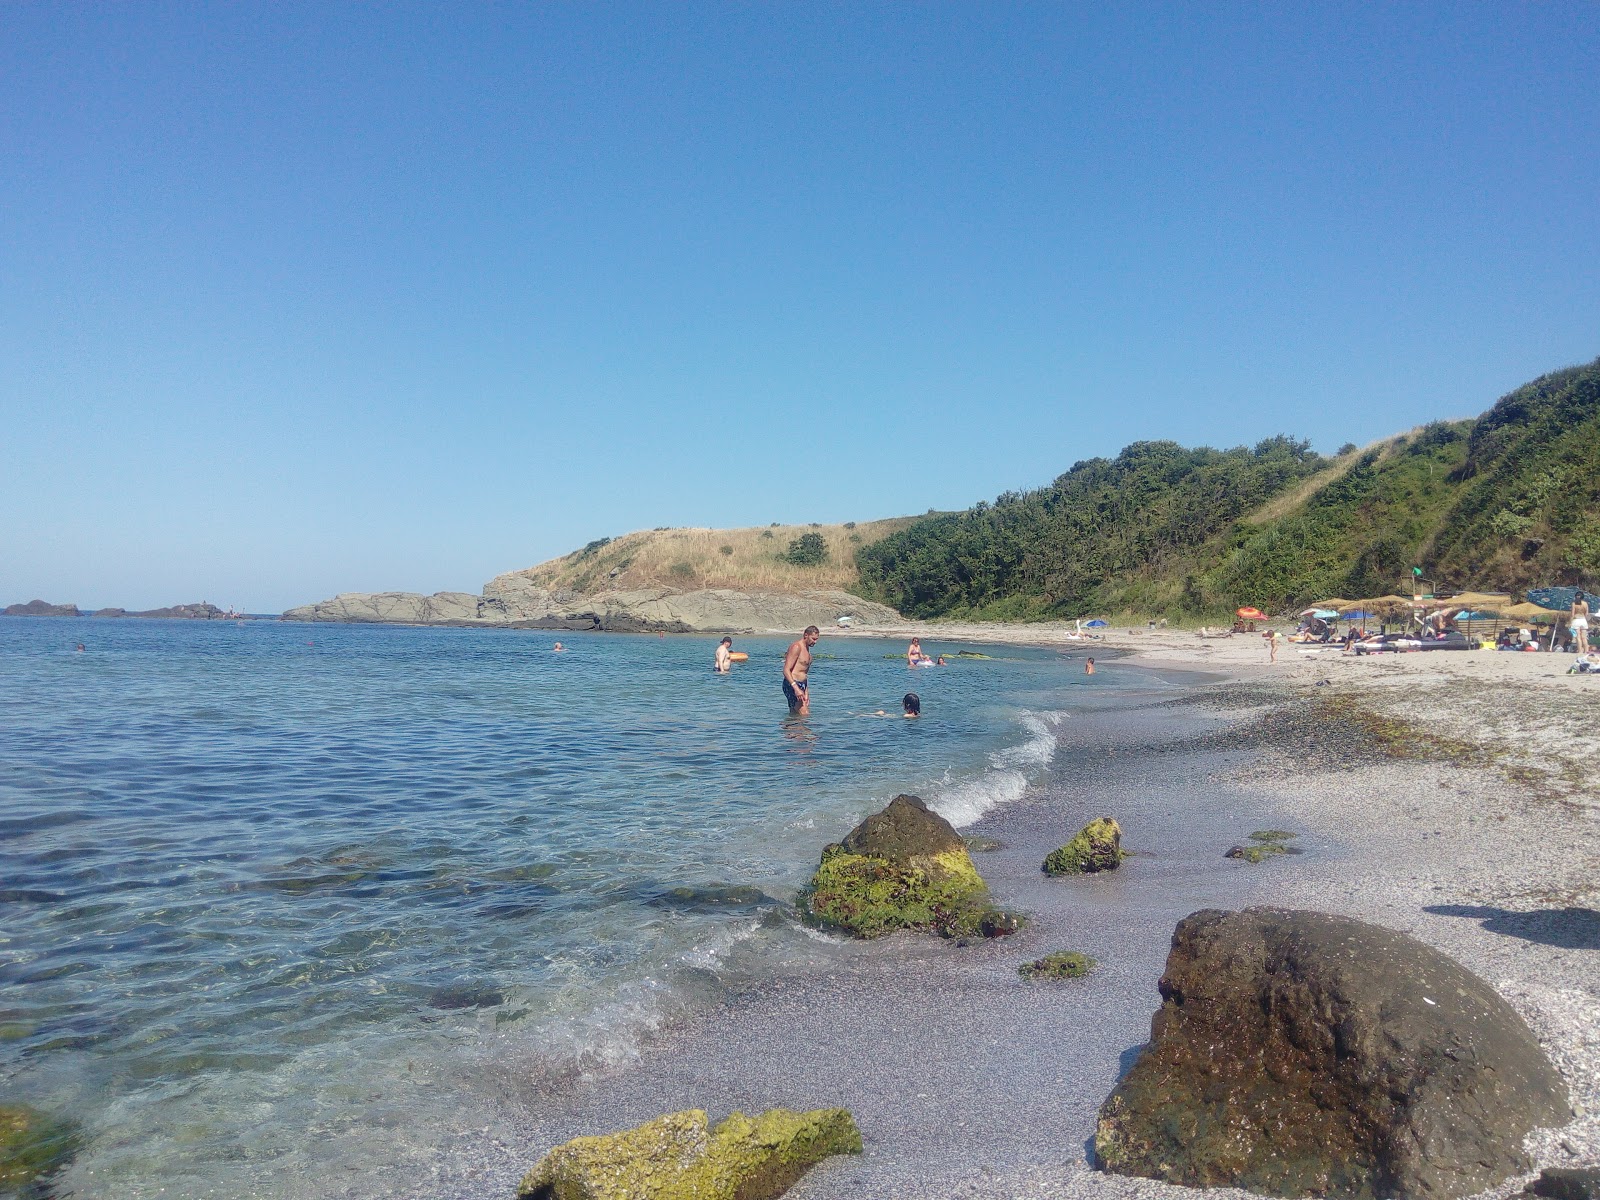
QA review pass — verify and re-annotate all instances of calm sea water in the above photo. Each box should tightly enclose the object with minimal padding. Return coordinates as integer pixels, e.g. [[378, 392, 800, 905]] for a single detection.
[[1, 617, 1104, 1197]]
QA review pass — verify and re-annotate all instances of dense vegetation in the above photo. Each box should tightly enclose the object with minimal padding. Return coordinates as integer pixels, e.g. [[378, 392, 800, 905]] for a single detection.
[[856, 358, 1600, 619]]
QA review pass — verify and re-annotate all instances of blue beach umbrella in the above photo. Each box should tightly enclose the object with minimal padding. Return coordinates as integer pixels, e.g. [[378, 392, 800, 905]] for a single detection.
[[1342, 610, 1374, 621], [1084, 619, 1109, 628], [1454, 610, 1497, 621], [1527, 586, 1579, 612]]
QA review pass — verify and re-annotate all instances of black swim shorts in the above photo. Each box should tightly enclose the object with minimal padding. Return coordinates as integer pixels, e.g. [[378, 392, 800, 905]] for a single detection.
[[782, 678, 808, 711]]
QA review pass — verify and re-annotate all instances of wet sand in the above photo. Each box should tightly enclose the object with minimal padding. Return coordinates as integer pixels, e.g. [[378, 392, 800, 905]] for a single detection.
[[461, 660, 1600, 1199]]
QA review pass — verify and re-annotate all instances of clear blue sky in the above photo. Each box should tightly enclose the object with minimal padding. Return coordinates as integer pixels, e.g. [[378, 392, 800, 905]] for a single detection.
[[3, 3, 1597, 612]]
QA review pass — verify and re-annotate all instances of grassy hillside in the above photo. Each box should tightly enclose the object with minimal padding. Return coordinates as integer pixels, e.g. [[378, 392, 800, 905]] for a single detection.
[[510, 517, 918, 595], [856, 357, 1600, 620]]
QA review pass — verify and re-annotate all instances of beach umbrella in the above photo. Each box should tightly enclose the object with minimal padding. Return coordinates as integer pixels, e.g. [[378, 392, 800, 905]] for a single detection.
[[1502, 602, 1557, 623], [1236, 607, 1268, 620], [1338, 596, 1414, 618], [1453, 611, 1498, 621], [1084, 619, 1109, 628], [1527, 586, 1579, 612], [1342, 610, 1374, 621], [1310, 609, 1339, 620]]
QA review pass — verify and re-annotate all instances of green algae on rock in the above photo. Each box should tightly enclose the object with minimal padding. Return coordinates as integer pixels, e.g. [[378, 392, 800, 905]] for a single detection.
[[802, 795, 1016, 939], [1042, 817, 1126, 875], [0, 1103, 80, 1193], [1019, 950, 1096, 980], [515, 1107, 862, 1200], [1227, 829, 1303, 863]]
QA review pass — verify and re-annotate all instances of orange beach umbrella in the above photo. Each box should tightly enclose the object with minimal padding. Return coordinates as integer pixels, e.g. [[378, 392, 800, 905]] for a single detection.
[[1236, 607, 1268, 621]]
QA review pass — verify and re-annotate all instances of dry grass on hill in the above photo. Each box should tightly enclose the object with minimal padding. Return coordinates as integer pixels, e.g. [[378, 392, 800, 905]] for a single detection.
[[509, 517, 918, 595]]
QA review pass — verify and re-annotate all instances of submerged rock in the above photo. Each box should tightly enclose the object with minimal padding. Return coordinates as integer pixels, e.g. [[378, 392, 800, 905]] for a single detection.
[[0, 1104, 80, 1193], [1042, 817, 1125, 875], [803, 795, 1014, 939], [1095, 907, 1570, 1199], [1018, 950, 1096, 980], [515, 1107, 861, 1200], [1226, 829, 1304, 863]]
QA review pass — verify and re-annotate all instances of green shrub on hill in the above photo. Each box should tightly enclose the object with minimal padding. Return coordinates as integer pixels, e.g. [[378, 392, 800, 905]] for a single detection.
[[854, 357, 1600, 619]]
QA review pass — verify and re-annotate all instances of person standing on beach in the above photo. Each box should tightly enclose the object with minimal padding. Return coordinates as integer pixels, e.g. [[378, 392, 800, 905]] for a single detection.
[[783, 626, 820, 714], [1572, 591, 1591, 656], [714, 637, 733, 673], [1268, 629, 1283, 663]]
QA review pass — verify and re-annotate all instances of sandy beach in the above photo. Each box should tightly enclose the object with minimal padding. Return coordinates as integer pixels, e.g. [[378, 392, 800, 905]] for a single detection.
[[463, 626, 1599, 1200]]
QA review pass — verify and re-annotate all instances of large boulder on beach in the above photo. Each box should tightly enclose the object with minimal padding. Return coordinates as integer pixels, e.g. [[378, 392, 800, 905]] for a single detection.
[[0, 1104, 79, 1192], [804, 795, 1017, 939], [1042, 817, 1125, 875], [1095, 907, 1570, 1200], [514, 1107, 861, 1200]]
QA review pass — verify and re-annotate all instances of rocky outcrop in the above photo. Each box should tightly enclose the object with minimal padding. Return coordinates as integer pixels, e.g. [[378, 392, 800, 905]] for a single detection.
[[803, 795, 1019, 939], [1095, 907, 1570, 1200], [282, 591, 506, 625], [283, 583, 899, 631], [94, 602, 228, 619], [0, 1104, 79, 1193], [3, 599, 80, 617], [1042, 817, 1126, 875], [515, 1107, 862, 1200], [481, 573, 900, 632]]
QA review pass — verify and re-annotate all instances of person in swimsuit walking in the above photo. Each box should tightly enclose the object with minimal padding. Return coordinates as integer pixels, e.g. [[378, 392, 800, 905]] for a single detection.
[[1573, 591, 1591, 656], [714, 637, 733, 673], [783, 626, 820, 714]]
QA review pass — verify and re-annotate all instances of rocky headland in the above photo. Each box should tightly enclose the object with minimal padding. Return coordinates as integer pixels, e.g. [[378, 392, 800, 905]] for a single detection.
[[282, 581, 899, 634]]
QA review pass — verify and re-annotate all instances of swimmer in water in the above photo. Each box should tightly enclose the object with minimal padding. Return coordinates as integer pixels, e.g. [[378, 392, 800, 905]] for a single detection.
[[1085, 658, 1095, 675], [783, 625, 819, 714], [867, 692, 921, 719], [714, 636, 733, 673], [553, 642, 564, 652]]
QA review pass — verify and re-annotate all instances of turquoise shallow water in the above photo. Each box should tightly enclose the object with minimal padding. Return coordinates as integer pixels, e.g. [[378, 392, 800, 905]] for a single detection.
[[0, 617, 1100, 1197]]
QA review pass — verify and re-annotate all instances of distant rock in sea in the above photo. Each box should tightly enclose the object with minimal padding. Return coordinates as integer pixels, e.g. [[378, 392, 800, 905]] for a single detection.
[[283, 583, 898, 633], [93, 603, 230, 620], [2, 600, 81, 617]]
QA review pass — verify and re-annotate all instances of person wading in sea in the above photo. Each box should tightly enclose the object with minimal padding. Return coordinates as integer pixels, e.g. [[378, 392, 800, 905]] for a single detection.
[[783, 625, 820, 715]]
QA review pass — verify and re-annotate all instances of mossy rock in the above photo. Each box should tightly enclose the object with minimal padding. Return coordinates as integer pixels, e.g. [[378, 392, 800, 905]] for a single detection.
[[1248, 830, 1297, 843], [840, 794, 965, 872], [1042, 817, 1126, 875], [1227, 831, 1302, 863], [515, 1106, 862, 1200], [0, 1104, 80, 1193], [1019, 950, 1096, 980], [804, 795, 1015, 939], [804, 851, 989, 939]]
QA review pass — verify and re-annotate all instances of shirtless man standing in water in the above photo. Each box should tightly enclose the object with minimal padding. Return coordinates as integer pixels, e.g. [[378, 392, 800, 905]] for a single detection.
[[783, 626, 820, 714]]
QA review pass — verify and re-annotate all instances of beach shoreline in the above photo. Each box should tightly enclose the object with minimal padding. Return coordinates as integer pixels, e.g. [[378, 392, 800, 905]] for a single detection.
[[468, 648, 1600, 1200], [829, 616, 1600, 807]]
